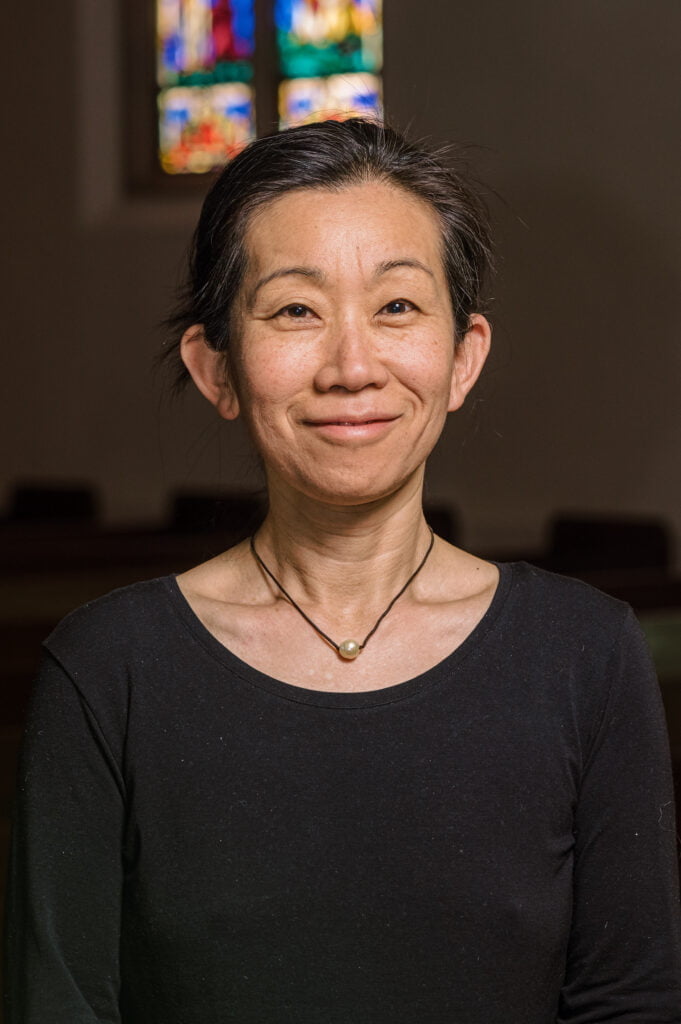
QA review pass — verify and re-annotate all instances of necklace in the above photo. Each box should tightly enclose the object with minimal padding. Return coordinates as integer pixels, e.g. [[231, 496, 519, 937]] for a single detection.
[[249, 527, 435, 660]]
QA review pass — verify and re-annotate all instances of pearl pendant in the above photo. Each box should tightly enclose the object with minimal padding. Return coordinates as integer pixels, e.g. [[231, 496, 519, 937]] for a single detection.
[[338, 639, 361, 660]]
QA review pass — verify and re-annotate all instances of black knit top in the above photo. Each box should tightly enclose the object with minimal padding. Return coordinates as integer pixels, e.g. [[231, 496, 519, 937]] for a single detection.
[[5, 563, 681, 1022]]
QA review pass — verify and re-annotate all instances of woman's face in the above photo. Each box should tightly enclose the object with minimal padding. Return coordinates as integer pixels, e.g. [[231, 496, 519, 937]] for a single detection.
[[209, 181, 489, 506]]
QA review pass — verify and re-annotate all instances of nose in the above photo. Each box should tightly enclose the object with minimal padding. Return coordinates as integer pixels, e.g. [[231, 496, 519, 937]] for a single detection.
[[313, 317, 390, 393]]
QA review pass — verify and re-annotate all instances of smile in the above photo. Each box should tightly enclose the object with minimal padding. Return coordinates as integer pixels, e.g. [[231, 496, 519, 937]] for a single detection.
[[304, 416, 400, 441], [314, 418, 393, 425]]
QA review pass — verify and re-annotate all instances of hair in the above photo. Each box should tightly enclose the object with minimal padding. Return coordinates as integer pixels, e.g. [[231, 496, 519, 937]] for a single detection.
[[163, 118, 494, 389]]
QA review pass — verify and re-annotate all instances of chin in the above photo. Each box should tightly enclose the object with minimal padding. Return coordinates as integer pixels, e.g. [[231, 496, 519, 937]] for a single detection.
[[263, 442, 429, 507], [289, 465, 423, 509]]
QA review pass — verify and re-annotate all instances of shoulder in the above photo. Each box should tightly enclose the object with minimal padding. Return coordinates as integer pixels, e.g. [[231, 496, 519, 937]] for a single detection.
[[28, 578, 179, 762], [504, 560, 635, 644], [496, 563, 661, 746], [496, 562, 654, 697], [44, 576, 178, 676]]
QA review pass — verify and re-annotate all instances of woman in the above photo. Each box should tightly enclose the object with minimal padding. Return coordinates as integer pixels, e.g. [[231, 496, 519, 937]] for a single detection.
[[5, 119, 680, 1022]]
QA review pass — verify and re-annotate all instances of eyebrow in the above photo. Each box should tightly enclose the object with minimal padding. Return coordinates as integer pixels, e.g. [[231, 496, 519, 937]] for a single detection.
[[373, 258, 435, 280], [247, 266, 325, 306]]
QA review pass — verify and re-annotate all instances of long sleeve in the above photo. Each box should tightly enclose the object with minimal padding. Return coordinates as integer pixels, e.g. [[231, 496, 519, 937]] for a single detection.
[[558, 610, 681, 1021], [3, 653, 125, 1023], [4, 570, 680, 1023]]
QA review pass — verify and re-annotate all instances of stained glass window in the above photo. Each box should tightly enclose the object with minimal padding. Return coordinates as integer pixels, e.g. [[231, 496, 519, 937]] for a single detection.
[[151, 0, 383, 177], [276, 1, 382, 127], [156, 0, 256, 174]]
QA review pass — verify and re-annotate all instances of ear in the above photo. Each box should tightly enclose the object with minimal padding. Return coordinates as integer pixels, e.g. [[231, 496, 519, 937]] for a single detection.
[[448, 314, 492, 412], [180, 326, 240, 421]]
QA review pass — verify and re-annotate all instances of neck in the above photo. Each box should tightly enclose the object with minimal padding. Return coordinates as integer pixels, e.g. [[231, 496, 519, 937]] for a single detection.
[[254, 473, 434, 617]]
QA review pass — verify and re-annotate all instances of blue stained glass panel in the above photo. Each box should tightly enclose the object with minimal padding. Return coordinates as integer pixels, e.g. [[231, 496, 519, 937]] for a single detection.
[[279, 72, 382, 129]]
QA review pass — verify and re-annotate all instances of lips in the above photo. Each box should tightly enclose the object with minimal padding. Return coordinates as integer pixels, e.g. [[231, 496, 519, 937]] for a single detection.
[[304, 414, 399, 426], [303, 413, 401, 442]]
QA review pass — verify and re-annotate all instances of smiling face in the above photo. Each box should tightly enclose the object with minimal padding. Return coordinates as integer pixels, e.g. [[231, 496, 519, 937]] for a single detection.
[[184, 180, 490, 508]]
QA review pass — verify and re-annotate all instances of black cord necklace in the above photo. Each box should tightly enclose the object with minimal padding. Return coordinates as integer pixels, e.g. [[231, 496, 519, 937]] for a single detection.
[[249, 527, 435, 660]]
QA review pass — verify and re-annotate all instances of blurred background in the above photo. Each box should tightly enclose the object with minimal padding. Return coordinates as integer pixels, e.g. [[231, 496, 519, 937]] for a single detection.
[[2, 0, 680, 933]]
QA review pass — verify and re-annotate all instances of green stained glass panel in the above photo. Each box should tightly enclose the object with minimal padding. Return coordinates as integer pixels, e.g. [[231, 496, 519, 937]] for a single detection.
[[275, 0, 382, 79]]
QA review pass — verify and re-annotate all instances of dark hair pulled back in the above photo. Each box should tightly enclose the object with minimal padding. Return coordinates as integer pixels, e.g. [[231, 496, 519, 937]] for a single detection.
[[163, 118, 494, 389]]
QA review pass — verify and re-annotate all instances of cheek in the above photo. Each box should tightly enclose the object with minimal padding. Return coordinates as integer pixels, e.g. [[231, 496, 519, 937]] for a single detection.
[[238, 327, 315, 399], [241, 362, 298, 411], [394, 337, 454, 398], [234, 355, 303, 443]]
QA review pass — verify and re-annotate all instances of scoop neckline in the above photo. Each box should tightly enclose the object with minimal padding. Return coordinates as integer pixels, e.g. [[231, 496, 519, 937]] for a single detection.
[[161, 561, 514, 709]]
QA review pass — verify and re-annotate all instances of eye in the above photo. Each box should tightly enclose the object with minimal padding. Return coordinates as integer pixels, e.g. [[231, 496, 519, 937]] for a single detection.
[[380, 299, 416, 315], [276, 303, 314, 319]]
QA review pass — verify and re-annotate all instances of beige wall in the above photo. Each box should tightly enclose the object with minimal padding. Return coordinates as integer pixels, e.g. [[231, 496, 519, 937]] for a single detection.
[[3, 0, 680, 558]]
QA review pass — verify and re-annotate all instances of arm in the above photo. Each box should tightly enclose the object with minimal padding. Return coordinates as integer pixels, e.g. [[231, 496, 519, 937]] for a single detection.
[[4, 653, 125, 1023], [558, 610, 681, 1022]]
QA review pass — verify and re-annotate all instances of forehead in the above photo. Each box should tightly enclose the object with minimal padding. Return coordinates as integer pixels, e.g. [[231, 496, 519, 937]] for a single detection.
[[242, 181, 445, 280]]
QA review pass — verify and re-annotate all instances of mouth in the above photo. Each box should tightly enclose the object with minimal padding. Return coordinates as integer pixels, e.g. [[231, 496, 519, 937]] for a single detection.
[[305, 414, 400, 427], [303, 415, 401, 441]]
